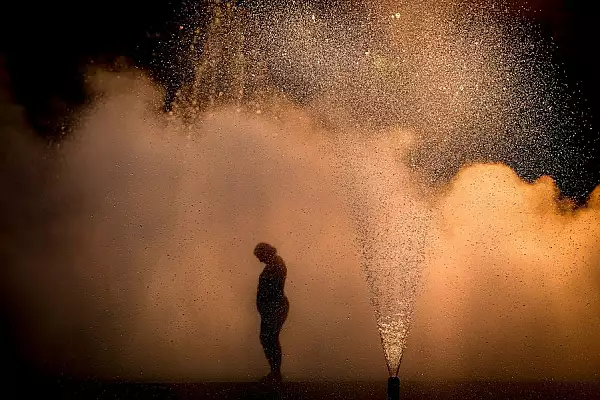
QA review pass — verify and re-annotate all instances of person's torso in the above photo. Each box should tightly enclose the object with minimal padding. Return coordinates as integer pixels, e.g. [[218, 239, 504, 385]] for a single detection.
[[257, 258, 287, 306]]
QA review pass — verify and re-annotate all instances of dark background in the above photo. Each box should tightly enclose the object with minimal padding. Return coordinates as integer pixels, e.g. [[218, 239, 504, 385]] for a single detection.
[[0, 1, 596, 134], [0, 0, 598, 391], [0, 0, 597, 192]]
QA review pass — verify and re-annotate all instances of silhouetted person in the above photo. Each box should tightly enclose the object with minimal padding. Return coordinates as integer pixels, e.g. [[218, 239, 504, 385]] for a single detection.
[[254, 242, 289, 383]]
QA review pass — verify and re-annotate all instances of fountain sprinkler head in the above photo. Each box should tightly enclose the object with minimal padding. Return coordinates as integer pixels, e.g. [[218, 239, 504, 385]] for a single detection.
[[387, 376, 400, 400]]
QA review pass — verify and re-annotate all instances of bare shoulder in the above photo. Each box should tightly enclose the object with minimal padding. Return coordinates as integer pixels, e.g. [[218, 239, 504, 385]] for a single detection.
[[274, 255, 286, 267]]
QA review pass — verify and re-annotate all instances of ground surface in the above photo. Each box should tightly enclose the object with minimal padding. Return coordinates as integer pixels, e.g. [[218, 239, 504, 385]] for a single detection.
[[28, 380, 600, 399]]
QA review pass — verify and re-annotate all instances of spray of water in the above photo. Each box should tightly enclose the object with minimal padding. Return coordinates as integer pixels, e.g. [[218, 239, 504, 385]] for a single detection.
[[164, 0, 587, 377], [340, 136, 431, 376]]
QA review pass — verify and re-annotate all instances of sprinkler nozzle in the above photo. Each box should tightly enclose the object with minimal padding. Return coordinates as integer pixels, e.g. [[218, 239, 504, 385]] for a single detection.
[[388, 376, 400, 400]]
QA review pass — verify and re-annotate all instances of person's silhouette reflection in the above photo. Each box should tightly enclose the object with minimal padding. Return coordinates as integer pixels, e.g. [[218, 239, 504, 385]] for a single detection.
[[254, 242, 289, 383]]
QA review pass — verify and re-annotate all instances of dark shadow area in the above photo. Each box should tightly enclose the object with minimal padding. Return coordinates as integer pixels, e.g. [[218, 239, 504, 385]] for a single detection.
[[28, 380, 600, 400]]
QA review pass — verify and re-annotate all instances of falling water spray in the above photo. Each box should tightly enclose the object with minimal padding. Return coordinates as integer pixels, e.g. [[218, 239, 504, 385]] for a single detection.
[[77, 0, 590, 390]]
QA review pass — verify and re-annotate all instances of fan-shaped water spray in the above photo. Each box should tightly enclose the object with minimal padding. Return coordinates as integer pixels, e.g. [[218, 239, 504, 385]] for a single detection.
[[341, 137, 431, 377], [165, 0, 589, 389]]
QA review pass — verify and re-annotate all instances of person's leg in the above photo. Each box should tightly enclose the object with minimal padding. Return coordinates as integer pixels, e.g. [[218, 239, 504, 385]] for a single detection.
[[268, 300, 288, 375], [260, 319, 280, 375], [270, 329, 282, 374], [259, 301, 289, 382]]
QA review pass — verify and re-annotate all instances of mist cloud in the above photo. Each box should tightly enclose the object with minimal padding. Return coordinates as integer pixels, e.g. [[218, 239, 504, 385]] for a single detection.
[[2, 67, 599, 382], [1, 0, 599, 382]]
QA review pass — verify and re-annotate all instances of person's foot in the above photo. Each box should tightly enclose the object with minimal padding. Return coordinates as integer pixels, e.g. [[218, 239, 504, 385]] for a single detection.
[[259, 371, 282, 385]]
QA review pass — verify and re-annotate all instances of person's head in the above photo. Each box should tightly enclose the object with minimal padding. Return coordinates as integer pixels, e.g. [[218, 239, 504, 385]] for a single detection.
[[254, 242, 277, 263]]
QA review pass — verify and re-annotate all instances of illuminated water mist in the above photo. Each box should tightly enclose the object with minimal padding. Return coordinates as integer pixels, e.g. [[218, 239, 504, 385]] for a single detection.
[[4, 0, 597, 382], [165, 0, 589, 378]]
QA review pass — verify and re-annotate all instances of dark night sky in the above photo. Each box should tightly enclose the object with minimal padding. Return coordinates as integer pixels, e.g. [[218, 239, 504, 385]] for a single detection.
[[0, 0, 599, 389], [1, 1, 597, 115]]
